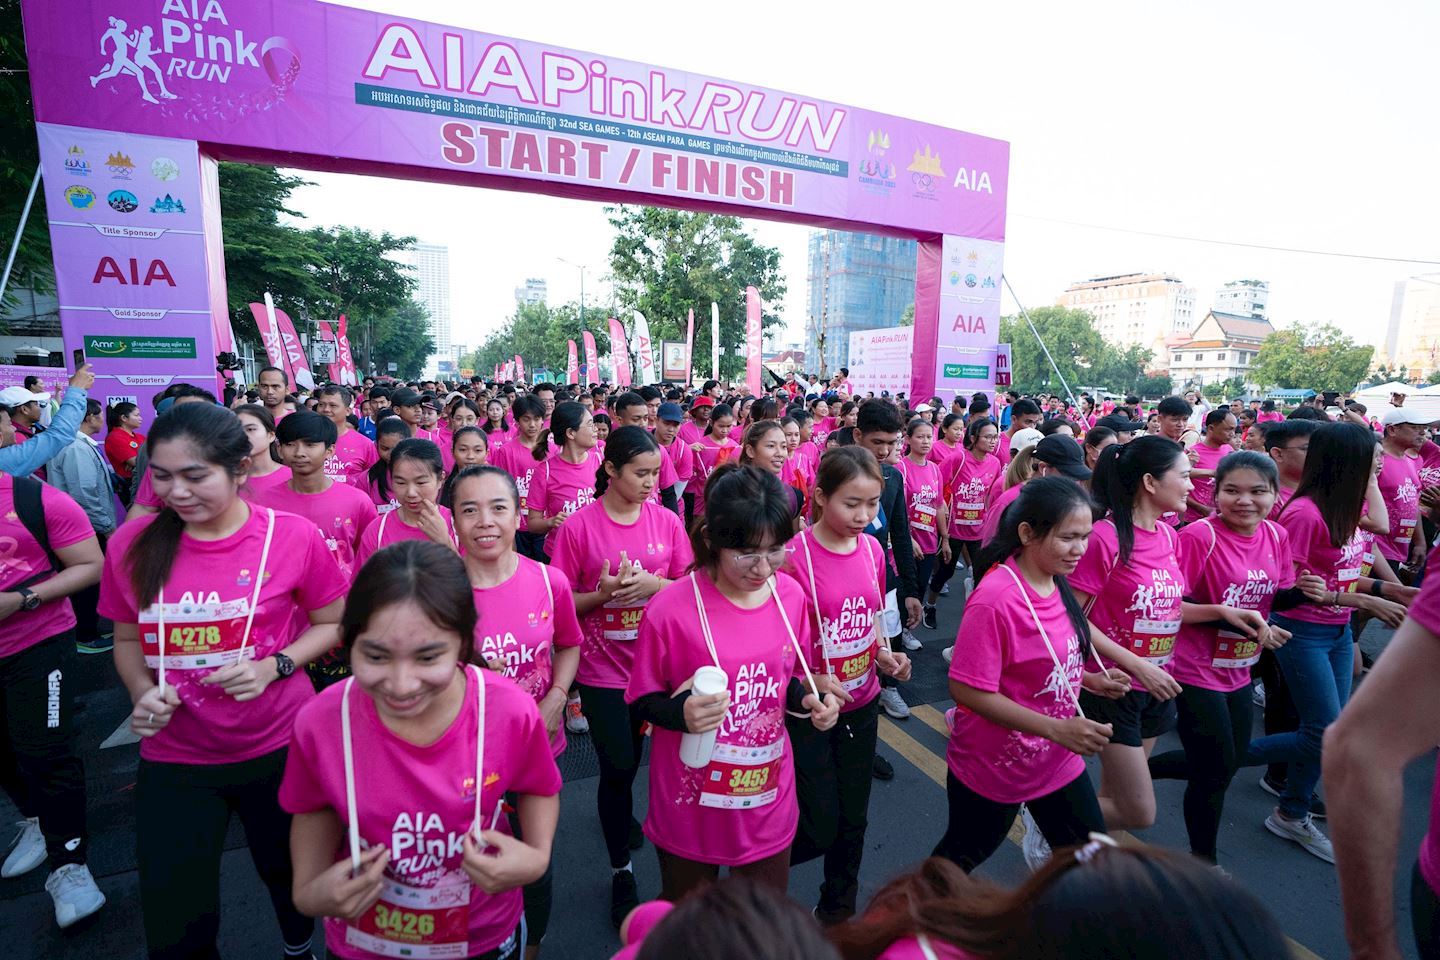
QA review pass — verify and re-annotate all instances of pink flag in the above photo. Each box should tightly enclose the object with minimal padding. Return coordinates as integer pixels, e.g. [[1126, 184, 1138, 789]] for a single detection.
[[336, 314, 358, 385], [515, 355, 525, 383], [271, 305, 315, 391], [567, 340, 579, 384], [745, 286, 763, 397], [250, 301, 287, 373], [582, 331, 600, 386], [686, 308, 696, 383], [608, 317, 632, 387], [316, 319, 342, 383], [493, 364, 500, 381]]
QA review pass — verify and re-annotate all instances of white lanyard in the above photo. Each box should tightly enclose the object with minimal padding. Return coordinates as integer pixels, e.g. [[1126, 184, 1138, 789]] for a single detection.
[[916, 934, 941, 960], [688, 571, 820, 701], [155, 507, 276, 692], [798, 530, 879, 672], [995, 561, 1086, 719], [341, 664, 486, 872]]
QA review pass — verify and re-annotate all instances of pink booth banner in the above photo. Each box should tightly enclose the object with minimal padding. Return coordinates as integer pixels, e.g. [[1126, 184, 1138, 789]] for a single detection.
[[566, 340, 579, 384], [608, 318, 631, 387], [581, 331, 599, 387]]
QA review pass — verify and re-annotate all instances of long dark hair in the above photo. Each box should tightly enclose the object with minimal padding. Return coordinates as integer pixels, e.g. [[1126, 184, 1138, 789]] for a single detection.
[[812, 446, 883, 526], [548, 400, 589, 454], [234, 403, 279, 464], [342, 541, 476, 663], [595, 425, 661, 497], [507, 395, 548, 462], [367, 417, 412, 501], [439, 428, 488, 508], [637, 878, 838, 960], [691, 464, 795, 569], [1091, 434, 1185, 565], [130, 404, 250, 607], [829, 849, 1288, 960], [482, 399, 510, 435], [964, 416, 996, 449], [972, 476, 1094, 662], [708, 403, 735, 438], [1284, 422, 1373, 547], [389, 438, 445, 482], [739, 420, 785, 466]]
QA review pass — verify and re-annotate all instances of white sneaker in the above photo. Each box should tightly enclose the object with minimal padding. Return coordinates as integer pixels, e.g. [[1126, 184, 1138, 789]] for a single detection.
[[1264, 810, 1334, 864], [878, 687, 910, 720], [939, 583, 950, 597], [564, 694, 590, 735], [900, 629, 922, 651], [1019, 805, 1052, 872], [45, 863, 105, 929], [1252, 682, 1266, 708], [2, 818, 45, 878], [942, 645, 953, 664], [963, 575, 974, 594]]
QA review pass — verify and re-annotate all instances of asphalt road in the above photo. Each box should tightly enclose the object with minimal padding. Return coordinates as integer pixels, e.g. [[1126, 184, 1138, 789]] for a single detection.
[[0, 583, 1431, 960]]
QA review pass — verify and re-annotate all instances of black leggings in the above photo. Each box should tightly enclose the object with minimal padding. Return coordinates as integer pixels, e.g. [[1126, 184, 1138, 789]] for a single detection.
[[136, 749, 312, 960], [927, 538, 979, 596], [1414, 861, 1440, 960], [788, 698, 879, 916], [576, 683, 646, 869], [1257, 648, 1298, 784], [1148, 683, 1252, 861], [507, 798, 552, 946], [932, 769, 1104, 872]]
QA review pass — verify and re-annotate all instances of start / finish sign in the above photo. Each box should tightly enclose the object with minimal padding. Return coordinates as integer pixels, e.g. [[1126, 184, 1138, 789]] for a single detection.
[[20, 0, 1008, 404]]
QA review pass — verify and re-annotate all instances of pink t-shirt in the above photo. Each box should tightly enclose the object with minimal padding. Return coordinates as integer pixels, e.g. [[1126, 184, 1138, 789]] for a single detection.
[[625, 572, 806, 866], [0, 477, 93, 657], [471, 557, 583, 757], [97, 506, 346, 765], [609, 901, 675, 960], [488, 440, 544, 532], [1257, 410, 1284, 423], [1376, 451, 1421, 562], [1418, 440, 1440, 490], [878, 935, 973, 960], [548, 500, 693, 689], [1184, 440, 1230, 522], [1172, 518, 1294, 692], [896, 457, 944, 556], [646, 446, 679, 508], [244, 466, 292, 497], [928, 438, 962, 465], [946, 557, 1086, 804], [251, 481, 378, 576], [1269, 485, 1297, 520], [353, 506, 457, 575], [1404, 575, 1440, 895], [676, 420, 704, 447], [325, 429, 379, 487], [995, 431, 1013, 463], [527, 449, 602, 550], [693, 435, 741, 512], [978, 481, 1022, 546], [662, 435, 696, 483], [782, 529, 885, 712], [1275, 495, 1365, 625], [1070, 518, 1184, 684], [279, 668, 562, 959], [941, 449, 1004, 542]]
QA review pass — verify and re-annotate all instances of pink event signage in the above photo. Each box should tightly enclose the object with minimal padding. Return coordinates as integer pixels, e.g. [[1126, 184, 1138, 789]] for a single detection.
[[19, 0, 1008, 400]]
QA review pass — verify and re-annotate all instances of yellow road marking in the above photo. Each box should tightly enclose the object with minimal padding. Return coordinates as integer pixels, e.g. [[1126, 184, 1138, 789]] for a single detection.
[[877, 715, 1325, 960]]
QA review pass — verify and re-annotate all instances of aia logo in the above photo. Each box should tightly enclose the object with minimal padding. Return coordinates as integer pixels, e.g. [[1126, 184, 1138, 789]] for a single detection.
[[91, 257, 176, 286]]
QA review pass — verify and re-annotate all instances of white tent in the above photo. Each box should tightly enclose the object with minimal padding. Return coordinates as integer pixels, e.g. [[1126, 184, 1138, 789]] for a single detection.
[[1353, 380, 1417, 404]]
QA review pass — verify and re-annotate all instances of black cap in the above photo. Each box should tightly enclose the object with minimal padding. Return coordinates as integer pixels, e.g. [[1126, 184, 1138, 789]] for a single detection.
[[390, 387, 422, 408], [1095, 413, 1144, 434], [1033, 435, 1092, 480]]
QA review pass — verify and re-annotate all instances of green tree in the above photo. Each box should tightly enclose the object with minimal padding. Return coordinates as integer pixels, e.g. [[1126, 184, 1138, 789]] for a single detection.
[[306, 226, 420, 376], [899, 302, 915, 327], [0, 7, 51, 318], [218, 163, 324, 341], [999, 307, 1107, 394], [606, 206, 785, 381], [369, 298, 434, 379], [1251, 324, 1373, 391]]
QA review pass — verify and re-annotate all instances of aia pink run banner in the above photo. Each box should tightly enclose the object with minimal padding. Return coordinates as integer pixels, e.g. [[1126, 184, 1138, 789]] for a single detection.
[[608, 317, 631, 387], [581, 331, 599, 386], [19, 0, 1006, 241], [566, 340, 579, 385], [745, 286, 762, 397], [514, 354, 525, 383]]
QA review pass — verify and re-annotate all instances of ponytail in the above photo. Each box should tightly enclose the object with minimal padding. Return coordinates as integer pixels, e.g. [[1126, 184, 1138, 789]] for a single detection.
[[1091, 434, 1184, 565]]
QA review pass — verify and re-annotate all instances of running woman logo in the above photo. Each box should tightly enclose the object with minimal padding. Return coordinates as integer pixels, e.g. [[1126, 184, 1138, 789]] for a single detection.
[[47, 669, 62, 729], [85, 2, 301, 110]]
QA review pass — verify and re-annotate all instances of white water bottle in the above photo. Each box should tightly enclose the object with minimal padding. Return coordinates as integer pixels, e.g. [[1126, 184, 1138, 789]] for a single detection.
[[679, 666, 729, 768]]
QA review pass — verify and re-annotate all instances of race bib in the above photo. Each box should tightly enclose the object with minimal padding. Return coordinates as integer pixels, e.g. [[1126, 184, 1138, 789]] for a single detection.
[[822, 628, 877, 692], [952, 501, 984, 526], [909, 501, 937, 534], [1398, 518, 1417, 549], [1211, 630, 1262, 670], [1131, 617, 1180, 665], [141, 598, 253, 671], [601, 599, 646, 643], [346, 877, 471, 959], [699, 738, 784, 810]]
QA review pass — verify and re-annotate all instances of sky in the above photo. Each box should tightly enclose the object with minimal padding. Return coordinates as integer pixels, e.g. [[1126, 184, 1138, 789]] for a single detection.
[[282, 0, 1440, 362]]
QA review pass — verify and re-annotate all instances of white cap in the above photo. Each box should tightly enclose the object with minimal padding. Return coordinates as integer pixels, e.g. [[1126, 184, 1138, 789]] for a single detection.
[[1010, 427, 1045, 451], [0, 386, 46, 407], [1382, 407, 1435, 427], [915, 403, 933, 413]]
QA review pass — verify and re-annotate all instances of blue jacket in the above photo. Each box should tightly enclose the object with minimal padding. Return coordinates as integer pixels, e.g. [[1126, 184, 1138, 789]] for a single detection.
[[1, 387, 87, 477]]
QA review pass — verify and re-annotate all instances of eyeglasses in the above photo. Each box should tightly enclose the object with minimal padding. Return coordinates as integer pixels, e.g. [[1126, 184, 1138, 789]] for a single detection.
[[729, 547, 789, 572]]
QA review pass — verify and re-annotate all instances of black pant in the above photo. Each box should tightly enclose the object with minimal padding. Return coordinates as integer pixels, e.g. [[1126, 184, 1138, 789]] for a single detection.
[[577, 683, 646, 869], [1148, 683, 1251, 861], [927, 537, 978, 596], [683, 490, 696, 528], [72, 533, 106, 644], [1257, 649, 1298, 783], [0, 633, 87, 866], [1415, 861, 1440, 960], [507, 798, 552, 946], [932, 769, 1104, 872], [136, 749, 312, 960], [787, 698, 879, 916]]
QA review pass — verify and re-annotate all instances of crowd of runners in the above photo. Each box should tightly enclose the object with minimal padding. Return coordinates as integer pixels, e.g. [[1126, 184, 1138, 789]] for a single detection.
[[3, 364, 1440, 959]]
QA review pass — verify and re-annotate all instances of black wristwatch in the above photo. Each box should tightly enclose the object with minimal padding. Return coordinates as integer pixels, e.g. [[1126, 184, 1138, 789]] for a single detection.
[[16, 587, 41, 611], [1371, 579, 1385, 598], [272, 652, 296, 678]]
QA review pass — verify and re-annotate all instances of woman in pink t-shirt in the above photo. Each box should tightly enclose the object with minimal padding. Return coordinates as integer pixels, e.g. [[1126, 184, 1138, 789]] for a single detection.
[[784, 447, 911, 923], [627, 465, 839, 902], [693, 403, 740, 514], [354, 438, 457, 573], [281, 541, 561, 960], [933, 477, 1119, 871], [1071, 437, 1186, 842], [928, 413, 965, 465], [898, 419, 949, 632], [1148, 451, 1298, 866], [548, 427, 694, 926], [98, 403, 347, 960], [1248, 422, 1410, 861], [526, 401, 603, 555], [235, 403, 292, 496], [438, 427, 489, 509], [925, 418, 1002, 623], [740, 420, 805, 528], [363, 416, 411, 513]]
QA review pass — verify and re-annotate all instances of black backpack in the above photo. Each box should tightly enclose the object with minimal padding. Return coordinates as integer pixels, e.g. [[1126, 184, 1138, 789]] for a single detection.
[[14, 475, 62, 586]]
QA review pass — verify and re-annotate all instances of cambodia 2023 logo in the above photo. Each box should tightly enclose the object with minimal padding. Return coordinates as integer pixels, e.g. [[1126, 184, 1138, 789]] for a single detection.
[[87, 2, 301, 114]]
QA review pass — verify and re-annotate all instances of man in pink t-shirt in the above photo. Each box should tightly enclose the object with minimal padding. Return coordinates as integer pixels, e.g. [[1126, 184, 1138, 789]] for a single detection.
[[1377, 407, 1432, 567], [1184, 409, 1236, 522], [315, 384, 377, 486]]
